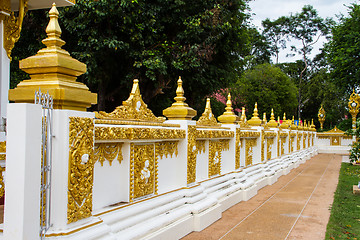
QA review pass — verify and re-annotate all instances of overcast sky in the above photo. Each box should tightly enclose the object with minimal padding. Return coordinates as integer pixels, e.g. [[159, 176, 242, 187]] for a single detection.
[[248, 0, 359, 62]]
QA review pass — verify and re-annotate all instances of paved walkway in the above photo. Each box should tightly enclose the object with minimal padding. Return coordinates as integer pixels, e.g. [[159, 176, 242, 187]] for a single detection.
[[182, 153, 341, 240]]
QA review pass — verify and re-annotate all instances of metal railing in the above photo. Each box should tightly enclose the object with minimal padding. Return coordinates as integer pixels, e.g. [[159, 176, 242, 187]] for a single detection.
[[35, 89, 53, 239]]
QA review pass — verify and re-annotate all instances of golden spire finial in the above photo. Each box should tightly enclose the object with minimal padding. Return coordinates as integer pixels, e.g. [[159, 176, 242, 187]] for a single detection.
[[42, 3, 66, 49], [266, 108, 278, 127], [174, 77, 186, 103], [247, 102, 261, 126], [263, 112, 267, 123], [290, 115, 297, 130], [9, 3, 97, 111], [280, 112, 289, 129], [163, 76, 197, 120], [218, 93, 239, 124], [270, 108, 275, 121]]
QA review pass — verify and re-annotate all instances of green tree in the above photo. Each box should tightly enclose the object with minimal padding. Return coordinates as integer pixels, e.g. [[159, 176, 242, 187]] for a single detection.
[[326, 3, 360, 95], [234, 63, 298, 118], [59, 0, 251, 113], [262, 16, 289, 64], [286, 5, 333, 120]]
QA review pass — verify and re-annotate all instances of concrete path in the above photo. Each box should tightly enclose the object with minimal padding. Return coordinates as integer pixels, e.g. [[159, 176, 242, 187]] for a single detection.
[[182, 153, 341, 240]]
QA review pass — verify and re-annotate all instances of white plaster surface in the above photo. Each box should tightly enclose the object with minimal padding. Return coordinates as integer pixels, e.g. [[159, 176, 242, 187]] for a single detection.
[[4, 103, 42, 240]]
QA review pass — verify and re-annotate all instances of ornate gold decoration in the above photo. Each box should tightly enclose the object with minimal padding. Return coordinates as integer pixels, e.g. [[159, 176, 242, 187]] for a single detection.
[[261, 131, 265, 161], [237, 131, 261, 138], [94, 143, 123, 166], [187, 126, 197, 184], [195, 129, 234, 139], [218, 93, 239, 124], [235, 128, 241, 169], [0, 165, 5, 198], [197, 98, 220, 127], [266, 108, 278, 128], [280, 135, 286, 155], [317, 127, 352, 142], [96, 79, 165, 123], [130, 144, 155, 200], [245, 139, 257, 166], [68, 117, 94, 223], [318, 105, 326, 130], [303, 132, 307, 148], [266, 137, 274, 161], [289, 133, 295, 153], [95, 119, 180, 128], [0, 0, 11, 14], [196, 140, 206, 154], [163, 77, 197, 120], [209, 141, 222, 177], [155, 141, 178, 159], [9, 4, 97, 111], [280, 113, 289, 129], [95, 127, 186, 141], [0, 141, 6, 161], [297, 132, 302, 150], [239, 107, 250, 128], [310, 119, 316, 131], [290, 116, 297, 130], [3, 0, 28, 60], [247, 102, 262, 126], [348, 89, 360, 131]]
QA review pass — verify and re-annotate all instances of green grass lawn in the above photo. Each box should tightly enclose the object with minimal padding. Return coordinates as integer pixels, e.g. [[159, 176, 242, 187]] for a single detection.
[[325, 163, 360, 240]]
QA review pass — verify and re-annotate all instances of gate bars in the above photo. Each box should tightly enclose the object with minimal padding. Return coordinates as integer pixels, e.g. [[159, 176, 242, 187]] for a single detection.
[[35, 89, 53, 239]]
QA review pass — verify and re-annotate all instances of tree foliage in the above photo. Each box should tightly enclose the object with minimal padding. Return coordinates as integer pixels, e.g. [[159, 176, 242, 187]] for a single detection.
[[58, 0, 251, 113], [326, 3, 360, 95], [234, 63, 297, 118]]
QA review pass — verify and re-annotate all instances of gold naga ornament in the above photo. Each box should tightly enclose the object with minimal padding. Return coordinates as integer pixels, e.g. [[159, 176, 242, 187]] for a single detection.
[[318, 105, 326, 130], [197, 98, 220, 127], [217, 93, 239, 124], [1, 0, 27, 60], [9, 4, 97, 111], [348, 89, 360, 131], [96, 79, 165, 123]]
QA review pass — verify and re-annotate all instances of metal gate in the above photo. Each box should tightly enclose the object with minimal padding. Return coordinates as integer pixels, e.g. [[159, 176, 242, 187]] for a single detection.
[[35, 89, 53, 239]]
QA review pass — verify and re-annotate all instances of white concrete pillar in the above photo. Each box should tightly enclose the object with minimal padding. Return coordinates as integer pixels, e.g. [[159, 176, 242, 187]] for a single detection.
[[0, 20, 9, 141], [50, 110, 94, 230], [4, 103, 42, 240]]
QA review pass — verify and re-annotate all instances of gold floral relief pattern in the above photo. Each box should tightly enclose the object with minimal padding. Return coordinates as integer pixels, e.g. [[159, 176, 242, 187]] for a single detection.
[[235, 128, 241, 169], [130, 144, 155, 201], [281, 136, 286, 155], [68, 117, 94, 224], [303, 133, 306, 148], [237, 131, 261, 138], [195, 129, 234, 139], [0, 165, 5, 198], [187, 126, 197, 184], [308, 133, 311, 147], [0, 141, 6, 161], [96, 79, 165, 123], [95, 127, 186, 141], [196, 140, 206, 154], [266, 137, 274, 161], [94, 143, 123, 166], [245, 139, 257, 166], [297, 133, 302, 150], [155, 141, 178, 159], [261, 131, 265, 162], [219, 139, 230, 151], [209, 141, 222, 177]]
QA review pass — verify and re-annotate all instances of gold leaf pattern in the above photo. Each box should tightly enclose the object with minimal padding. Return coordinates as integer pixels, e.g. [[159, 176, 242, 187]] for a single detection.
[[187, 126, 197, 184], [209, 141, 222, 177], [68, 117, 94, 223], [94, 143, 123, 166], [245, 139, 257, 166]]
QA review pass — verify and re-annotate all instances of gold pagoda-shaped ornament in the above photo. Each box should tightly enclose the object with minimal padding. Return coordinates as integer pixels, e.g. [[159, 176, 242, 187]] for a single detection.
[[218, 93, 239, 124], [197, 98, 220, 127], [9, 4, 97, 111], [247, 102, 262, 126], [266, 108, 278, 128], [163, 77, 197, 120]]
